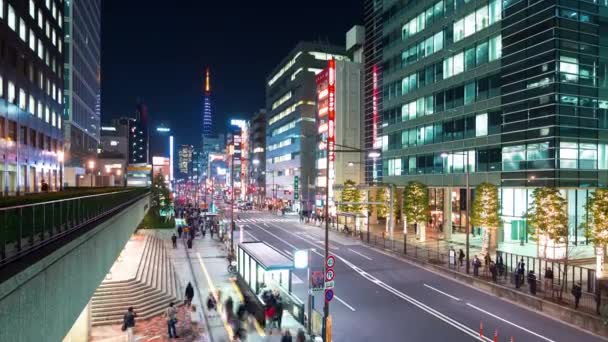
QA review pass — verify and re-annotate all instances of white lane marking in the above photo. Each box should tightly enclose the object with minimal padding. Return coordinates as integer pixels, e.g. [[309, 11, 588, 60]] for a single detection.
[[423, 284, 461, 301], [244, 230, 257, 240], [283, 249, 293, 256], [249, 223, 299, 250], [292, 273, 303, 284], [466, 303, 556, 342], [335, 295, 356, 312], [262, 222, 492, 341], [348, 248, 373, 261]]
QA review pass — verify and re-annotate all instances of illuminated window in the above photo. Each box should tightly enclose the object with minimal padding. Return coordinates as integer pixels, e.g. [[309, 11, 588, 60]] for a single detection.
[[37, 101, 43, 118], [475, 113, 488, 136], [8, 5, 16, 31], [19, 18, 27, 41], [489, 0, 502, 24], [476, 6, 489, 31], [8, 82, 16, 104], [559, 142, 578, 169], [272, 91, 292, 110], [38, 9, 43, 29], [29, 95, 35, 115], [559, 56, 579, 82], [45, 106, 50, 123], [453, 52, 464, 75], [453, 19, 464, 42], [52, 111, 56, 127], [29, 29, 36, 51], [19, 89, 27, 110], [464, 13, 475, 37]]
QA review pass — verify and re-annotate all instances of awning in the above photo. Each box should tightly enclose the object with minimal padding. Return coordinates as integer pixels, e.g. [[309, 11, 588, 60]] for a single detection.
[[239, 241, 294, 271]]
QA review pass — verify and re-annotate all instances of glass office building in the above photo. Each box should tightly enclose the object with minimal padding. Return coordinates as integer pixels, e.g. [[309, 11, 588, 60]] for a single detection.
[[365, 0, 608, 256]]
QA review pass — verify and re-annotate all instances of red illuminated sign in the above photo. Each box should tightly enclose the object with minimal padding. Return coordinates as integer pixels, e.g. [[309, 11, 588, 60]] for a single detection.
[[372, 64, 379, 149], [328, 59, 336, 162]]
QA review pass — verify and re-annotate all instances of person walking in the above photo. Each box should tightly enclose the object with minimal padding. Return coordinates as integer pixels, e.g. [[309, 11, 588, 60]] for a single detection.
[[171, 234, 177, 248], [185, 282, 194, 306], [177, 226, 183, 238], [122, 307, 136, 342], [516, 258, 525, 289], [296, 329, 306, 342], [489, 261, 498, 282], [528, 270, 537, 295], [275, 292, 284, 329], [166, 302, 178, 338], [458, 249, 465, 268], [544, 267, 554, 293], [497, 254, 505, 277], [225, 296, 234, 322], [572, 282, 582, 309], [472, 255, 481, 276], [206, 292, 218, 317]]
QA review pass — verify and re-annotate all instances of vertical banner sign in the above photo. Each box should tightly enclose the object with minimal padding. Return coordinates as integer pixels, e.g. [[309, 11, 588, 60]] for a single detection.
[[372, 64, 380, 149], [294, 175, 299, 200], [328, 59, 336, 162]]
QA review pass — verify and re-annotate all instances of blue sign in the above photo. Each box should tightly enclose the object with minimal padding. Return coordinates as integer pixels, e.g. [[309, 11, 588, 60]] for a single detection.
[[325, 289, 334, 302]]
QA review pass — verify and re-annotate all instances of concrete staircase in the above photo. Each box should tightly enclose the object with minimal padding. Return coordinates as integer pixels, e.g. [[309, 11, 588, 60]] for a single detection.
[[91, 235, 182, 326]]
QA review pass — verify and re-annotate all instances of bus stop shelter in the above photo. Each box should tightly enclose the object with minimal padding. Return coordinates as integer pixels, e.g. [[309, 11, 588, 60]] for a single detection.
[[236, 241, 305, 324], [336, 212, 368, 232]]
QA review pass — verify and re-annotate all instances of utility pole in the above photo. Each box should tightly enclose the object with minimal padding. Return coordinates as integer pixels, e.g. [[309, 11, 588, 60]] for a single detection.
[[322, 138, 331, 341], [465, 151, 470, 274], [230, 150, 235, 255]]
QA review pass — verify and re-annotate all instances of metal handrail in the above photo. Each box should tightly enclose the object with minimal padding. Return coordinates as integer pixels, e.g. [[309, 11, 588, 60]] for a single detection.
[[0, 189, 132, 211]]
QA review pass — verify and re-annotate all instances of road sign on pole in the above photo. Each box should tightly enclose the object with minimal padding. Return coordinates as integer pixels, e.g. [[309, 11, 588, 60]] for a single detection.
[[325, 289, 334, 302], [325, 269, 335, 282], [326, 255, 335, 268]]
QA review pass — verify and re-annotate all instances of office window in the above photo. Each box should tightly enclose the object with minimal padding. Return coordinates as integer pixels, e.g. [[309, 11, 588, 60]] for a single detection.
[[453, 19, 464, 42], [476, 42, 489, 64], [453, 52, 464, 75], [8, 82, 16, 104], [434, 1, 444, 18], [489, 35, 502, 61], [38, 9, 43, 28], [434, 31, 444, 52], [29, 95, 35, 115], [38, 39, 44, 59], [579, 143, 597, 169], [465, 82, 476, 105], [425, 36, 433, 56], [560, 142, 578, 168], [444, 57, 453, 78], [417, 97, 425, 117], [45, 106, 50, 123], [475, 113, 488, 136], [503, 145, 525, 170], [0, 76, 3, 97], [465, 47, 476, 70], [476, 6, 489, 31], [425, 96, 434, 115], [30, 0, 35, 18], [560, 56, 579, 82], [409, 101, 417, 120], [489, 0, 502, 24], [8, 5, 16, 31], [29, 29, 36, 51], [19, 18, 27, 41], [599, 144, 608, 170], [464, 13, 476, 38], [19, 89, 27, 110], [52, 111, 56, 127]]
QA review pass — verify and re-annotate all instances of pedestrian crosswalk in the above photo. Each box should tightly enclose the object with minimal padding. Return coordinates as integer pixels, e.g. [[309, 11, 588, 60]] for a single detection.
[[234, 218, 297, 223]]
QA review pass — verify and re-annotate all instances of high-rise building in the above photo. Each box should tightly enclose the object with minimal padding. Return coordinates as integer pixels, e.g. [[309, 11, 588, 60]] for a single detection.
[[202, 67, 213, 138], [128, 102, 149, 165], [249, 109, 266, 205], [315, 27, 365, 216], [63, 0, 102, 166], [0, 0, 65, 194], [364, 0, 608, 255], [177, 144, 194, 179], [265, 42, 348, 210]]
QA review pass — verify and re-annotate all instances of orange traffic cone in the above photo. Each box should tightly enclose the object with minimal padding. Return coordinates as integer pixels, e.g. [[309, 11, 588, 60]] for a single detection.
[[480, 321, 484, 338], [494, 329, 498, 342]]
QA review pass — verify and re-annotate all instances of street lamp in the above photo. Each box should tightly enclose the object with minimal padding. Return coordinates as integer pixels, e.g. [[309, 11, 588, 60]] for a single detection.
[[57, 151, 64, 191], [87, 160, 95, 188]]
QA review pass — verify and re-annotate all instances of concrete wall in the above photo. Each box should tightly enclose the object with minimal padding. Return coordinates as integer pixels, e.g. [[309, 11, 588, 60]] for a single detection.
[[0, 194, 149, 342]]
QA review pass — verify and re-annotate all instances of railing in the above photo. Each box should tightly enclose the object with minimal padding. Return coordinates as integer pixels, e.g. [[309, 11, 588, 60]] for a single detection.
[[357, 230, 600, 315], [0, 188, 149, 267]]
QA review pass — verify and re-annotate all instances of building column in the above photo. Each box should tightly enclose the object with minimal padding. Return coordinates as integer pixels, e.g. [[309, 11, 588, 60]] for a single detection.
[[62, 301, 91, 342], [443, 187, 452, 241]]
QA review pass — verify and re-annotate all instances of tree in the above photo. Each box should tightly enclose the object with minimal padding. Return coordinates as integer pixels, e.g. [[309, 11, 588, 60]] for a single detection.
[[375, 188, 388, 219], [151, 172, 172, 221], [582, 188, 608, 258], [403, 181, 429, 241], [470, 182, 500, 257], [339, 180, 362, 214], [526, 187, 568, 259]]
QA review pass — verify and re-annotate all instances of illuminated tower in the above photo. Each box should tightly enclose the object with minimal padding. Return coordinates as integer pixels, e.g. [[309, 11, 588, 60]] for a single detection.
[[203, 68, 213, 138]]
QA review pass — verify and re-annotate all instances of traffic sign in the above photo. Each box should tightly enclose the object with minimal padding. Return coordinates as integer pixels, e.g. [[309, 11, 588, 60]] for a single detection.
[[324, 281, 335, 289], [325, 269, 335, 282], [325, 288, 334, 302], [326, 255, 336, 268]]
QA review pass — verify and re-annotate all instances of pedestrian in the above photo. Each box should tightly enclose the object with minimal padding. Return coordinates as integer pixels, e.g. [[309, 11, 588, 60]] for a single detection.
[[202, 225, 207, 238], [458, 249, 465, 268], [489, 261, 498, 282], [296, 329, 306, 342], [281, 330, 293, 342], [177, 226, 183, 238], [497, 255, 504, 277], [185, 282, 194, 306], [171, 234, 177, 248], [184, 226, 190, 241], [528, 270, 537, 295], [516, 258, 525, 289], [206, 292, 217, 317], [472, 255, 481, 276], [572, 282, 582, 309], [190, 304, 200, 328], [484, 254, 491, 275], [265, 304, 276, 330], [122, 307, 136, 342], [165, 302, 178, 338], [544, 267, 554, 293], [225, 296, 234, 321], [274, 292, 284, 329]]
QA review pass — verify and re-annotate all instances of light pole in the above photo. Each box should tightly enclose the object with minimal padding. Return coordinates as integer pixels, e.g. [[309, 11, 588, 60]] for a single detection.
[[87, 160, 95, 188], [230, 148, 235, 255]]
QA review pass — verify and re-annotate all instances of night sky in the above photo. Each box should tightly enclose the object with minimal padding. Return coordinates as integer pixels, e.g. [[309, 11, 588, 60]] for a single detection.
[[100, 0, 363, 146]]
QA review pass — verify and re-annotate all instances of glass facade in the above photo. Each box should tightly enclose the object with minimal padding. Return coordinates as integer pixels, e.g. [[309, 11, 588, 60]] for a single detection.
[[366, 0, 608, 255]]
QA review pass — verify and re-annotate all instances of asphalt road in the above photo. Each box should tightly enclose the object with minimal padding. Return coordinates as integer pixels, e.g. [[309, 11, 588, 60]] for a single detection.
[[232, 211, 606, 342]]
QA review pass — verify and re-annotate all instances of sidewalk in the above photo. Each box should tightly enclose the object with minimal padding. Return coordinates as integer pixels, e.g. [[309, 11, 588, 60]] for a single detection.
[[166, 229, 307, 342]]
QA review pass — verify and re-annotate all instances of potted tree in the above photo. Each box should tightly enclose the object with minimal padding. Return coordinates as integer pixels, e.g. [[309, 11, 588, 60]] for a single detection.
[[526, 187, 569, 260], [339, 179, 363, 232], [403, 181, 430, 242], [582, 188, 608, 278], [470, 182, 500, 258]]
